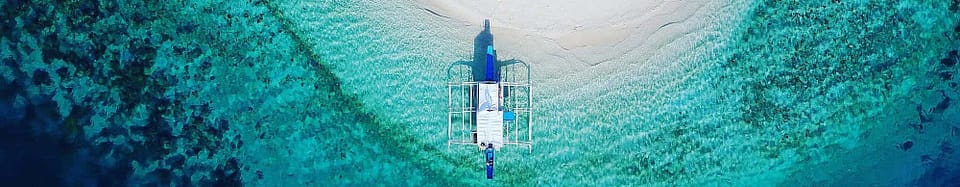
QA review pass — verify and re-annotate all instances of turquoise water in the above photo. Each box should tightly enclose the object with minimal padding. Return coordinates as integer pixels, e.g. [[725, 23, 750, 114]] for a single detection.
[[0, 0, 958, 186]]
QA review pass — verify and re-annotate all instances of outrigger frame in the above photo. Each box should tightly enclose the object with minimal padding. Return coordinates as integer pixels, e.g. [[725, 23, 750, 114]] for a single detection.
[[446, 59, 533, 152]]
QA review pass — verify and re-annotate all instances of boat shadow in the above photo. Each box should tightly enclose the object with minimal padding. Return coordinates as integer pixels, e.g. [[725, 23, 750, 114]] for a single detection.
[[448, 20, 494, 82]]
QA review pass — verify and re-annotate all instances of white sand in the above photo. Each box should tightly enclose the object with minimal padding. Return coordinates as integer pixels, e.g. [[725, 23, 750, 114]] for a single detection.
[[416, 0, 733, 81]]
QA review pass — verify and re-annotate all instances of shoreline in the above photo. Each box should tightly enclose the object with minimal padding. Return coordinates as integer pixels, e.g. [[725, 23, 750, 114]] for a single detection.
[[415, 0, 755, 117], [413, 0, 752, 102], [415, 0, 717, 76]]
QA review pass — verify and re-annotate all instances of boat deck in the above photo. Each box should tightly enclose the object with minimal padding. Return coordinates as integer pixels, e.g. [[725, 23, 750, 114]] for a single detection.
[[446, 60, 533, 152], [476, 83, 504, 148]]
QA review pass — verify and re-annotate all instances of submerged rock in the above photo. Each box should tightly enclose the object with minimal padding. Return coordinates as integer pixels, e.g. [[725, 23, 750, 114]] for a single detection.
[[902, 140, 914, 151], [932, 91, 951, 113], [943, 57, 957, 67], [31, 69, 51, 85], [917, 105, 933, 123], [940, 72, 954, 80], [921, 154, 933, 164], [942, 50, 958, 67]]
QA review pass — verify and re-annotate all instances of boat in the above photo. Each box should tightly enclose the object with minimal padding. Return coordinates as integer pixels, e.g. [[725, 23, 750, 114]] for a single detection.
[[446, 19, 534, 180]]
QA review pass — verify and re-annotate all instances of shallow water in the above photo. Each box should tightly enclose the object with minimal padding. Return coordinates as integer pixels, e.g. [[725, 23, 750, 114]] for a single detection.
[[1, 0, 958, 186]]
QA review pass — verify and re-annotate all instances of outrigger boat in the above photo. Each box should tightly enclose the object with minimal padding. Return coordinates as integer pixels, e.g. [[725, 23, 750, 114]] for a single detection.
[[446, 19, 533, 179]]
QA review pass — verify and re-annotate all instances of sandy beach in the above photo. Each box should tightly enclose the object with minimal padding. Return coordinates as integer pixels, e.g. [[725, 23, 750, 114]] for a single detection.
[[416, 0, 735, 81]]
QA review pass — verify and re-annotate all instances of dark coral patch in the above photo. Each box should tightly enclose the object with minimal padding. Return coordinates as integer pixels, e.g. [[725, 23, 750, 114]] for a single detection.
[[917, 105, 933, 123], [952, 0, 959, 12], [55, 67, 69, 79], [209, 158, 241, 186], [32, 69, 51, 85], [940, 72, 953, 80], [921, 154, 933, 163], [901, 140, 914, 151], [164, 154, 185, 167], [942, 58, 957, 67], [177, 23, 198, 34], [932, 91, 951, 113]]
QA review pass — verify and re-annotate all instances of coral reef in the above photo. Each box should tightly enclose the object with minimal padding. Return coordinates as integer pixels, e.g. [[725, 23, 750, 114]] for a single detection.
[[723, 0, 960, 185], [0, 0, 276, 185]]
